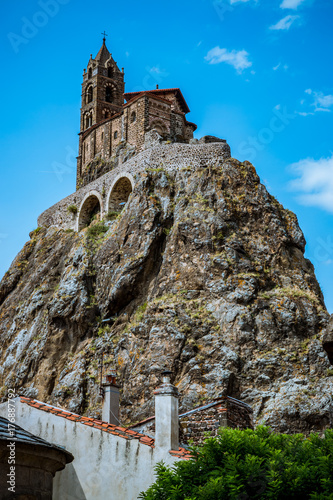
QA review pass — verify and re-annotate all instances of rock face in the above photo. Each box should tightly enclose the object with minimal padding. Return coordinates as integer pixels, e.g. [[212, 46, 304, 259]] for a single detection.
[[0, 143, 332, 434]]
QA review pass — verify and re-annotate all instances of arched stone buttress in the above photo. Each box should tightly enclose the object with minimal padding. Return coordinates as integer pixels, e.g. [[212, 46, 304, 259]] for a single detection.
[[77, 190, 103, 231], [106, 173, 134, 214]]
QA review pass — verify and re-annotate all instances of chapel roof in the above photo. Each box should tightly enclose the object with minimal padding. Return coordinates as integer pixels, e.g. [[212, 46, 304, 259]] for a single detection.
[[124, 88, 191, 114]]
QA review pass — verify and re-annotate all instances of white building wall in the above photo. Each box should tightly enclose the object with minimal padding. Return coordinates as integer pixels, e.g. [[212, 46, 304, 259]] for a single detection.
[[0, 399, 179, 500]]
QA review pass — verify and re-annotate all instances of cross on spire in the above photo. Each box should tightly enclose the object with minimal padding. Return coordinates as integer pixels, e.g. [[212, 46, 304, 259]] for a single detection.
[[101, 31, 108, 43]]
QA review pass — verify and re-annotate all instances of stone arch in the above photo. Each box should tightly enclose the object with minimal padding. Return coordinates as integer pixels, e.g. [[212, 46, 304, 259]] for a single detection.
[[107, 174, 134, 213], [77, 191, 103, 231], [149, 120, 168, 138]]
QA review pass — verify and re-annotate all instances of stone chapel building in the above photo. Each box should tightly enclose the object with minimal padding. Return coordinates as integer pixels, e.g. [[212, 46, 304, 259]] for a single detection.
[[77, 36, 197, 188], [37, 38, 228, 232]]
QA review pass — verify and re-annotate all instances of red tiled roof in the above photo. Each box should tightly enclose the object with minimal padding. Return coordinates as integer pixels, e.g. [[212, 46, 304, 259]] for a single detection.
[[124, 88, 190, 114], [19, 397, 192, 459], [170, 447, 192, 460], [124, 92, 174, 109]]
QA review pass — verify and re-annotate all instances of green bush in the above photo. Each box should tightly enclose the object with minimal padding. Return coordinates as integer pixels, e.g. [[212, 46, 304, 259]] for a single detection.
[[67, 204, 78, 215], [106, 210, 120, 220], [139, 426, 333, 500], [86, 222, 108, 238]]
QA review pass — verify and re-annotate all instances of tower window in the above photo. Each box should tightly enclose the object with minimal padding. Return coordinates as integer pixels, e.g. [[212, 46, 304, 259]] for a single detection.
[[108, 67, 113, 78], [85, 114, 92, 129], [131, 111, 136, 123], [86, 86, 93, 103], [105, 86, 113, 103], [88, 67, 92, 79], [114, 131, 118, 139]]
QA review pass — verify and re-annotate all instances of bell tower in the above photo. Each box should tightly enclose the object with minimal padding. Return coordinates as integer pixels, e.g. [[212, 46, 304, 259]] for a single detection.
[[79, 34, 125, 133]]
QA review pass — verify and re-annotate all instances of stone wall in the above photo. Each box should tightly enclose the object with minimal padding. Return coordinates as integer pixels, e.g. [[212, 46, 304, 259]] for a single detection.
[[38, 140, 231, 232], [179, 397, 253, 446], [130, 397, 253, 447], [77, 94, 197, 187]]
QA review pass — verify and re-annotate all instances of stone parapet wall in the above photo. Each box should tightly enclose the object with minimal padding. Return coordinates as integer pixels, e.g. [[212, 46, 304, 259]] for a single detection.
[[130, 396, 252, 448], [179, 398, 253, 446], [38, 140, 231, 232]]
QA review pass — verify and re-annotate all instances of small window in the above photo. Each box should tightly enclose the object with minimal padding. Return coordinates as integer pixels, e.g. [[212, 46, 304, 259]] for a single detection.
[[101, 132, 104, 141], [114, 131, 118, 139], [88, 67, 92, 79], [131, 111, 136, 123], [106, 86, 112, 103], [108, 67, 113, 78], [87, 86, 93, 103]]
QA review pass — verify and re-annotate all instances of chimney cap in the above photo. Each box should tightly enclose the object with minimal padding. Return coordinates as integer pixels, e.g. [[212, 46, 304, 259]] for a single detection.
[[102, 372, 118, 387]]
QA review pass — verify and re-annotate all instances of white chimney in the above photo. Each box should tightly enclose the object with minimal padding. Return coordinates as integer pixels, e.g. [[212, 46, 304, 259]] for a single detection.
[[102, 372, 120, 425], [154, 370, 179, 451]]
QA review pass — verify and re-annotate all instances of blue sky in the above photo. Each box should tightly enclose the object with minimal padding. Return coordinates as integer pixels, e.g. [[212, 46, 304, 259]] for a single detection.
[[1, 0, 332, 311]]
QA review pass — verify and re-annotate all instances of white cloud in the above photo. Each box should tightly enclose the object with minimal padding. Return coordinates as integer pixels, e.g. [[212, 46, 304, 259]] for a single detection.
[[273, 62, 289, 71], [280, 0, 307, 9], [295, 111, 314, 116], [289, 154, 333, 213], [316, 94, 333, 108], [205, 46, 252, 73], [300, 89, 333, 113], [270, 15, 300, 30]]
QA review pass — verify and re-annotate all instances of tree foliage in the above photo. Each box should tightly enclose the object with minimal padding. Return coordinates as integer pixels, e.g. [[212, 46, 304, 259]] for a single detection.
[[139, 426, 333, 500]]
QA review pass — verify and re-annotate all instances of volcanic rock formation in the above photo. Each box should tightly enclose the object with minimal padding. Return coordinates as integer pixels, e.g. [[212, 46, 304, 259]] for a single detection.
[[0, 142, 332, 434]]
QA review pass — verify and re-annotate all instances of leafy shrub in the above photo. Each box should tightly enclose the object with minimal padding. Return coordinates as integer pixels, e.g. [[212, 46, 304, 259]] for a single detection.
[[67, 204, 78, 215], [29, 227, 43, 238], [139, 426, 333, 500], [86, 222, 108, 239], [106, 210, 120, 220]]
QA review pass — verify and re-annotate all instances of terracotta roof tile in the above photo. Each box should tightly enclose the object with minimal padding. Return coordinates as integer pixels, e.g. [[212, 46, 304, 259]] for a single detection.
[[169, 447, 193, 460], [19, 397, 191, 460]]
